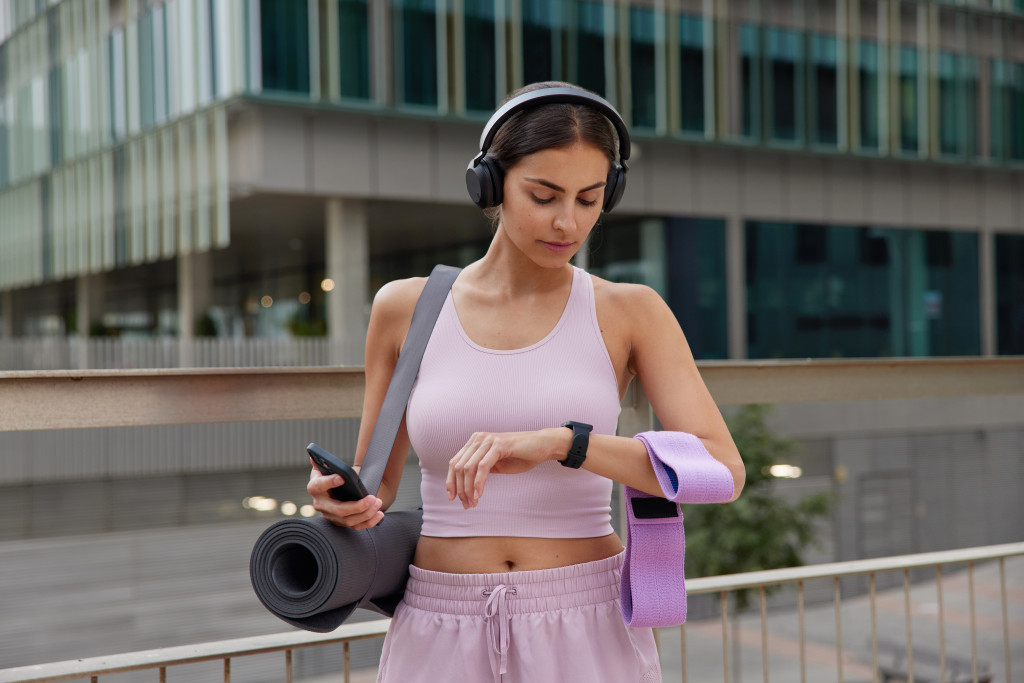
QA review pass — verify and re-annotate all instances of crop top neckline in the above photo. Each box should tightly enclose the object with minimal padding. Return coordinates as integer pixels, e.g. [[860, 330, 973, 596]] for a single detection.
[[447, 268, 579, 355]]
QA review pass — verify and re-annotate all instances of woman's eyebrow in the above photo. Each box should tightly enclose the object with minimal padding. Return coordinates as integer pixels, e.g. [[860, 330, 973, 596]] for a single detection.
[[523, 177, 607, 193]]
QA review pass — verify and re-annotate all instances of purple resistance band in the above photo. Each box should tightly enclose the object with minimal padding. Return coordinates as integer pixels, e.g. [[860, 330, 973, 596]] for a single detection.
[[620, 431, 735, 628]]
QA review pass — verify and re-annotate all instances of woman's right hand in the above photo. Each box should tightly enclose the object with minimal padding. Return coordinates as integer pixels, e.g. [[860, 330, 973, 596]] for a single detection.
[[307, 463, 384, 529]]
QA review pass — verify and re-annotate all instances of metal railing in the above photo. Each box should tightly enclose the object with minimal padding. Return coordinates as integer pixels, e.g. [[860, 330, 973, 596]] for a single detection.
[[679, 543, 1022, 683], [0, 337, 362, 371], [0, 357, 1021, 682], [0, 542, 1019, 683]]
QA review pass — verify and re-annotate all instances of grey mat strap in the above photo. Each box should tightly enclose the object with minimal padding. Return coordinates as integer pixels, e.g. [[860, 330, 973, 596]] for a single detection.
[[359, 265, 461, 495]]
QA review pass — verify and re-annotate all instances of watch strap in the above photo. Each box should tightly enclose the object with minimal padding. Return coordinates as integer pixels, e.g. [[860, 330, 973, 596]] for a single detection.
[[559, 421, 592, 469]]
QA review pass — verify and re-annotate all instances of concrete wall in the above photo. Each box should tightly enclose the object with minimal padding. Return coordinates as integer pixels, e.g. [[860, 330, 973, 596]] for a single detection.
[[226, 103, 1024, 234]]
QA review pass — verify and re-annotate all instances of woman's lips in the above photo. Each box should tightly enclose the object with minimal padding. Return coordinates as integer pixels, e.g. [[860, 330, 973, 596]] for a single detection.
[[541, 241, 574, 253]]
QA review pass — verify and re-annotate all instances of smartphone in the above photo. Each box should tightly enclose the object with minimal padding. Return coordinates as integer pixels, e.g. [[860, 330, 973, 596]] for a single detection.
[[306, 442, 370, 502]]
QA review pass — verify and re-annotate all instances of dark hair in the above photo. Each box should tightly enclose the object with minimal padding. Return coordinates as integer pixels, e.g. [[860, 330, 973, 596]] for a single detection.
[[483, 81, 619, 222], [488, 81, 618, 173]]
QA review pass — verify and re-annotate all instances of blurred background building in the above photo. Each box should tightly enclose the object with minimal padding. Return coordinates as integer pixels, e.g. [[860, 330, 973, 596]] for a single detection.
[[0, 0, 1022, 677]]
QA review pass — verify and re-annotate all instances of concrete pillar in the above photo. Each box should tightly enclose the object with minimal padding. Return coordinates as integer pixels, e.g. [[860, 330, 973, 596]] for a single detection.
[[325, 198, 369, 366], [177, 250, 213, 367], [75, 274, 106, 369], [979, 228, 996, 357], [726, 213, 747, 360]]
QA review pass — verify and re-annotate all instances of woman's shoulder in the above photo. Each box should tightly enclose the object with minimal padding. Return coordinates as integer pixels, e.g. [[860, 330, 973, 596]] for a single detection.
[[588, 272, 670, 321], [373, 276, 429, 311], [367, 277, 431, 348]]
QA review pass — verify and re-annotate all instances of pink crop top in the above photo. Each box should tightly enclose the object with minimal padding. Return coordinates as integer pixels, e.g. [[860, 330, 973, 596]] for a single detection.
[[406, 266, 621, 538]]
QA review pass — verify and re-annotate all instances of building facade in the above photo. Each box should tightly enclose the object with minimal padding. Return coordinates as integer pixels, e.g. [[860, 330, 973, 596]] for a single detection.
[[1, 0, 1023, 363]]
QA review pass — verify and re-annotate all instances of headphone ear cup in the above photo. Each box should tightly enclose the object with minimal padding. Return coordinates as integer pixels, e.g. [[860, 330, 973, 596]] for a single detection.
[[603, 164, 626, 213], [466, 156, 504, 209], [481, 156, 503, 208]]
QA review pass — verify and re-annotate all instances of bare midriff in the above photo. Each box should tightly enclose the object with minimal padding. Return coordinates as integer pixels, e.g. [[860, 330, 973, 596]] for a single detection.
[[413, 533, 624, 574]]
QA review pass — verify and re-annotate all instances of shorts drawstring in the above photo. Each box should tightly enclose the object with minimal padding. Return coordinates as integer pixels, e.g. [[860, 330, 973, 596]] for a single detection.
[[483, 584, 516, 682]]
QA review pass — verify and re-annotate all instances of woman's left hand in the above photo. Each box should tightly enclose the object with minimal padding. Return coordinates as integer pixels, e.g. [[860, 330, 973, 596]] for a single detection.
[[446, 427, 571, 509]]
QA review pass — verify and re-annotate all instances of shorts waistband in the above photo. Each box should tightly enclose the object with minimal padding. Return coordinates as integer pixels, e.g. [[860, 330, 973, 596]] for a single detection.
[[403, 551, 624, 615]]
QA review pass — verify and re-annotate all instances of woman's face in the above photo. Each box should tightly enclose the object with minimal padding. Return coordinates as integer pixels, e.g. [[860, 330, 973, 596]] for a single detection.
[[498, 141, 610, 268]]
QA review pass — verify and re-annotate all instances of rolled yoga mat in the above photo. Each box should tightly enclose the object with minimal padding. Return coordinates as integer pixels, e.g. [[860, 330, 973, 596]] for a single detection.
[[250, 510, 422, 633]]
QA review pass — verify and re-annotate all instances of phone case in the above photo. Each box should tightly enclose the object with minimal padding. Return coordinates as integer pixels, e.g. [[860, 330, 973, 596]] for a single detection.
[[306, 442, 370, 502]]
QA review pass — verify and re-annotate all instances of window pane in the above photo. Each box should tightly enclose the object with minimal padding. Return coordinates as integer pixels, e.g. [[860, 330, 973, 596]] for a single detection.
[[767, 28, 802, 143], [573, 1, 605, 97], [666, 218, 727, 359], [992, 59, 1024, 161], [996, 233, 1024, 354], [899, 46, 919, 153], [177, 0, 197, 113], [810, 34, 837, 146], [339, 0, 370, 100], [0, 45, 7, 188], [154, 5, 168, 121], [1012, 63, 1024, 160], [212, 0, 234, 98], [522, 0, 558, 84], [746, 222, 979, 358], [260, 0, 310, 94], [138, 8, 156, 129], [678, 14, 705, 134], [464, 0, 496, 111], [938, 53, 957, 155], [629, 7, 656, 128], [937, 53, 978, 158], [589, 217, 726, 359], [48, 65, 62, 166], [991, 59, 1007, 159], [109, 28, 127, 141], [195, 0, 214, 106], [859, 40, 879, 151], [395, 0, 438, 107], [739, 24, 761, 140], [962, 55, 978, 157], [937, 54, 978, 158]]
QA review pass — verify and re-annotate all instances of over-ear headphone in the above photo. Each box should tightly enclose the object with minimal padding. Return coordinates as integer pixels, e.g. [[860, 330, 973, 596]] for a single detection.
[[465, 86, 631, 213]]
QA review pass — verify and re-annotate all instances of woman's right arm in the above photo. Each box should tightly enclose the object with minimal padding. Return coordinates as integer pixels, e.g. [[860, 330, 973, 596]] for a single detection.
[[306, 277, 427, 529]]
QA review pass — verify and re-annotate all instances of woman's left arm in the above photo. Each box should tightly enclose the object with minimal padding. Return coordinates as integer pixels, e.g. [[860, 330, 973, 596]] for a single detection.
[[572, 284, 745, 501], [446, 284, 744, 507]]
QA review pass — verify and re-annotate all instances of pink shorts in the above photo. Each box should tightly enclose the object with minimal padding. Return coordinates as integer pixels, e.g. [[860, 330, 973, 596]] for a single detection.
[[376, 551, 661, 683]]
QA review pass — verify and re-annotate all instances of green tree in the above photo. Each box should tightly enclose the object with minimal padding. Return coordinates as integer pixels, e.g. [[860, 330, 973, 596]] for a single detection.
[[682, 403, 832, 611]]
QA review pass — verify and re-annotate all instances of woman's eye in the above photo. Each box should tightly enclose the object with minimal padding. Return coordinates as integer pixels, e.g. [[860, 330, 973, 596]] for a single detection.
[[577, 197, 598, 207], [531, 195, 555, 205]]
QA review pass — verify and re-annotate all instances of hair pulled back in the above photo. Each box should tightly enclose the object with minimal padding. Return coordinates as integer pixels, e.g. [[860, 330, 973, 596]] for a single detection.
[[482, 82, 619, 223], [486, 81, 618, 177]]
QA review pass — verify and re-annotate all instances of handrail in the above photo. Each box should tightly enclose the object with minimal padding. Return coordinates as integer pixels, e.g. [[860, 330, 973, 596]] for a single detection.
[[1, 357, 1022, 432], [0, 620, 391, 683], [1, 542, 1020, 683], [684, 541, 1024, 593]]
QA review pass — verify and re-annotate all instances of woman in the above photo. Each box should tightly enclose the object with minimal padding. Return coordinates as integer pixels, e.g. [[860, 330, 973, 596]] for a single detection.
[[307, 81, 744, 682]]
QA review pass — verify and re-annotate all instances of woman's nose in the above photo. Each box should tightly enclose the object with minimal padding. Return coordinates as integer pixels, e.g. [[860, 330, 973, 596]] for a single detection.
[[553, 201, 577, 232]]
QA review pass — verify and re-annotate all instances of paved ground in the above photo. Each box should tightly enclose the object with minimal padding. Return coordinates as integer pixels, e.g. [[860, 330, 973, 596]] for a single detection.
[[1, 521, 1019, 682]]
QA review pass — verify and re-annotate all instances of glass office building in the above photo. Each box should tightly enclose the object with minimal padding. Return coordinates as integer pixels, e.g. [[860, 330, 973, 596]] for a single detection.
[[1, 0, 1023, 359]]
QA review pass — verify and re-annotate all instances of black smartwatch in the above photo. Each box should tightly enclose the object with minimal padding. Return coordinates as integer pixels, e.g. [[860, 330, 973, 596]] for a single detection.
[[559, 421, 593, 469]]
